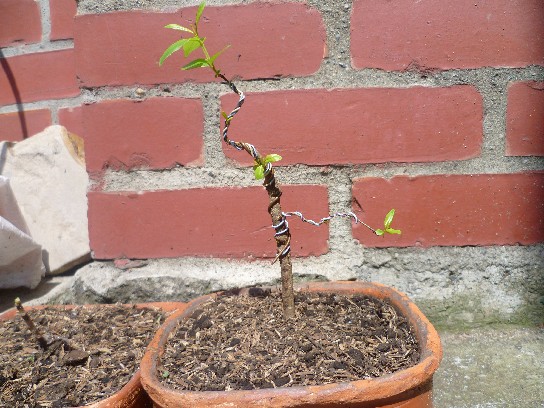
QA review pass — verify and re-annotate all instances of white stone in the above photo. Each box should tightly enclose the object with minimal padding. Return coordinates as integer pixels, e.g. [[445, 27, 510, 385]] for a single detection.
[[0, 125, 91, 275], [0, 176, 45, 289]]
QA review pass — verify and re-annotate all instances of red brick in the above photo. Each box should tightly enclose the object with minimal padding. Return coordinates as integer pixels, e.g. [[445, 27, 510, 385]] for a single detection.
[[58, 106, 84, 138], [0, 0, 41, 47], [0, 109, 51, 142], [351, 0, 544, 70], [0, 50, 79, 106], [88, 185, 329, 259], [50, 0, 77, 40], [221, 87, 482, 166], [352, 173, 544, 247], [82, 98, 203, 172], [74, 3, 325, 87], [506, 82, 544, 156]]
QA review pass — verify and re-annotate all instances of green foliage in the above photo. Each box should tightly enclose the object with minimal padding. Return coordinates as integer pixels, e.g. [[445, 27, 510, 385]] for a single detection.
[[375, 209, 401, 236], [160, 1, 229, 75], [207, 46, 231, 66], [182, 58, 210, 70], [182, 37, 203, 57], [164, 24, 193, 33], [253, 154, 282, 180], [253, 164, 265, 180], [159, 39, 188, 66], [195, 1, 205, 24]]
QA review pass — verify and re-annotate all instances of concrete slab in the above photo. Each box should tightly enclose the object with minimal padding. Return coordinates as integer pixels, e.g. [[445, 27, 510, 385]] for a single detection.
[[434, 328, 544, 407]]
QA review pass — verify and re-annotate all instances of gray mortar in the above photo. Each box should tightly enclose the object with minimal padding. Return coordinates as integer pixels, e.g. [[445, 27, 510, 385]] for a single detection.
[[76, 0, 267, 14], [1, 0, 543, 327]]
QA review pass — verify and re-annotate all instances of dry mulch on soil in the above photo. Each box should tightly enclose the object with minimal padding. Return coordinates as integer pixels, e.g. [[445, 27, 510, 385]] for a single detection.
[[0, 304, 168, 407], [160, 290, 420, 392]]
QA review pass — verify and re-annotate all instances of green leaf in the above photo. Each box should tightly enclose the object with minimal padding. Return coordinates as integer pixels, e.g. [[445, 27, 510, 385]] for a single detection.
[[207, 45, 231, 65], [159, 39, 187, 66], [375, 229, 384, 236], [383, 209, 395, 229], [263, 153, 282, 164], [164, 24, 193, 34], [182, 37, 203, 57], [222, 110, 232, 123], [254, 164, 265, 180], [196, 2, 206, 25], [181, 58, 209, 70], [385, 227, 402, 235]]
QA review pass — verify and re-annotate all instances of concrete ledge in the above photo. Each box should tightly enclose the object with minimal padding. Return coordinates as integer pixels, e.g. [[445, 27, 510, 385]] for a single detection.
[[434, 328, 544, 407]]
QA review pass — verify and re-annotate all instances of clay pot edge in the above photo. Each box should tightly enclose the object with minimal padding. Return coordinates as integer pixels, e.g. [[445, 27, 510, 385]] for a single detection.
[[140, 281, 442, 408]]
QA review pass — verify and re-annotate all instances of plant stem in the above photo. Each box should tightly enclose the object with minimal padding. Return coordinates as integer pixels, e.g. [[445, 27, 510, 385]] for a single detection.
[[15, 298, 86, 356], [263, 170, 295, 319], [216, 72, 295, 319], [191, 36, 296, 317], [15, 297, 51, 349]]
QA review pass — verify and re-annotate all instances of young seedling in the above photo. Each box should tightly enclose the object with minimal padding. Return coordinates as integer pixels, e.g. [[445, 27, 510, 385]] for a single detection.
[[160, 2, 400, 318]]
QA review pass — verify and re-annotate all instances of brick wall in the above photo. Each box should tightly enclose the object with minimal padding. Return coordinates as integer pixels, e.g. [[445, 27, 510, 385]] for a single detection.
[[1, 0, 543, 320]]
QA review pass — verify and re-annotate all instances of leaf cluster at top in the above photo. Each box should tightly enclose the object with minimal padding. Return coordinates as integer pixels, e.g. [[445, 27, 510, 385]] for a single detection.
[[159, 2, 229, 73]]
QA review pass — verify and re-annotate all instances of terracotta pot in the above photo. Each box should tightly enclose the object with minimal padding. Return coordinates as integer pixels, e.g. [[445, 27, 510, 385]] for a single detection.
[[0, 302, 187, 408], [141, 281, 442, 408]]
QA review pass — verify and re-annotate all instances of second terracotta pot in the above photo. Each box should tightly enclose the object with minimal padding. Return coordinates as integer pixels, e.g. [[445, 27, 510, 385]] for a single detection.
[[0, 302, 186, 408], [141, 281, 442, 408]]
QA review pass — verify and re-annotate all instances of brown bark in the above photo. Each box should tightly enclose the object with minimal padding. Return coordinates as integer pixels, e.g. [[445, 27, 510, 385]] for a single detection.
[[263, 170, 295, 319]]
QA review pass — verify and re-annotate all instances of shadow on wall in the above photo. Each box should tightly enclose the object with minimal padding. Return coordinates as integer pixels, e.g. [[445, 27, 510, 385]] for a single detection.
[[0, 49, 28, 140]]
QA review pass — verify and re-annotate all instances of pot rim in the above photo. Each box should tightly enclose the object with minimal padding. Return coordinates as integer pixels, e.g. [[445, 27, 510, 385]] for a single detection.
[[141, 281, 443, 407]]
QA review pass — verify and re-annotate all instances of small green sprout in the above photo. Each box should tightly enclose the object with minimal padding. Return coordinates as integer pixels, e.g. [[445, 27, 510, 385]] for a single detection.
[[221, 110, 232, 124], [253, 154, 282, 180], [375, 209, 401, 236]]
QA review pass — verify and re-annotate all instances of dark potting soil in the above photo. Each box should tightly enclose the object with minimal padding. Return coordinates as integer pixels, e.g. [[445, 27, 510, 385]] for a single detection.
[[160, 291, 420, 392], [0, 305, 167, 407]]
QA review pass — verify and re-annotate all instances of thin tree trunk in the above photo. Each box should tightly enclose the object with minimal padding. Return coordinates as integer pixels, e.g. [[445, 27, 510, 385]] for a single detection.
[[263, 170, 295, 318]]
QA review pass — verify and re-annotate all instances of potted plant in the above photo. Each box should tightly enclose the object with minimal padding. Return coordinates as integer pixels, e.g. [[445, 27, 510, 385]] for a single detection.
[[0, 298, 186, 407], [140, 3, 442, 407]]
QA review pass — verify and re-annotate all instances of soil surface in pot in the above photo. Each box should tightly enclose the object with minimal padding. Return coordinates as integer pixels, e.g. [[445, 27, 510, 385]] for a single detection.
[[0, 304, 168, 407], [160, 291, 420, 391]]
